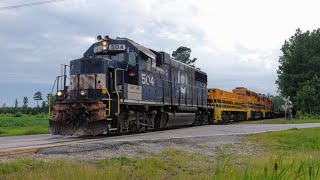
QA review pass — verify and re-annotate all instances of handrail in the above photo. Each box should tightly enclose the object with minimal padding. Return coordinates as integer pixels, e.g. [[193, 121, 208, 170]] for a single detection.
[[105, 88, 111, 117], [114, 68, 126, 115], [48, 77, 58, 118]]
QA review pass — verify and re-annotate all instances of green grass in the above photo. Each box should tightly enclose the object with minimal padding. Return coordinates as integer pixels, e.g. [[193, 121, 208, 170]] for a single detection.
[[248, 127, 320, 151], [241, 118, 320, 124], [0, 114, 49, 137], [1, 128, 320, 179]]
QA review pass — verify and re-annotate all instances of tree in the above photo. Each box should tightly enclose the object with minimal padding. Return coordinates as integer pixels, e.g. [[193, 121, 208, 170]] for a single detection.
[[33, 92, 43, 107], [266, 93, 274, 99], [264, 94, 285, 111], [23, 97, 28, 108], [14, 98, 18, 108], [46, 93, 56, 115], [277, 28, 320, 99], [2, 103, 6, 108], [41, 101, 46, 108], [172, 46, 197, 66], [41, 101, 47, 112], [47, 93, 56, 106], [294, 75, 320, 114], [271, 95, 285, 112]]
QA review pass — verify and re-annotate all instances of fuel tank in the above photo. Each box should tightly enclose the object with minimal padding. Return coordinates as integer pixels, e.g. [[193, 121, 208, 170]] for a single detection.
[[163, 112, 196, 128]]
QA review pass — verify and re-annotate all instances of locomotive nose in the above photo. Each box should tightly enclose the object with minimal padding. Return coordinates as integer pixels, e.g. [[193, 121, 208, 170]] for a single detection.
[[68, 57, 110, 100]]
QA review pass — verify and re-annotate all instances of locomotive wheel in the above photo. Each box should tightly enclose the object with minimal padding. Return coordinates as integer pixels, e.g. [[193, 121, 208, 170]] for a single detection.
[[130, 124, 138, 133]]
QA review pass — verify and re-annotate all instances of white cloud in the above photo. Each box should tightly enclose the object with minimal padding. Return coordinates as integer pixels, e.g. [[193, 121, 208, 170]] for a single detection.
[[1, 0, 320, 105]]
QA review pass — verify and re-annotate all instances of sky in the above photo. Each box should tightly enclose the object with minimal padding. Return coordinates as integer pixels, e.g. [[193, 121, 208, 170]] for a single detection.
[[0, 0, 319, 106]]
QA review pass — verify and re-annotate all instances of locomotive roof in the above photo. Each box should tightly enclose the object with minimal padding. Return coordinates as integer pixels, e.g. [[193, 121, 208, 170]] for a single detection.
[[171, 58, 205, 72], [86, 36, 206, 75], [118, 37, 206, 74], [116, 37, 157, 59]]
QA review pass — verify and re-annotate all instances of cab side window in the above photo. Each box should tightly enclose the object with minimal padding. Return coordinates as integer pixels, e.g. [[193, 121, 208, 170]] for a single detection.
[[128, 52, 137, 66], [146, 58, 152, 71]]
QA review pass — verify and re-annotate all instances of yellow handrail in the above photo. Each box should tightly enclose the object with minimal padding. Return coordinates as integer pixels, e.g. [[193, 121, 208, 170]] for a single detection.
[[105, 88, 111, 117]]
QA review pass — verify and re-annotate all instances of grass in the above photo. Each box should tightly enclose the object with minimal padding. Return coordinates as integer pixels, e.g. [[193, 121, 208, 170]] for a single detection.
[[241, 118, 320, 124], [248, 127, 320, 151], [1, 128, 320, 179], [0, 114, 49, 137]]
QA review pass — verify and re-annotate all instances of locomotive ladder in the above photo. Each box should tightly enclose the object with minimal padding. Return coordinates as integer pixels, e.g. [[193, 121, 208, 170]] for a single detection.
[[105, 88, 111, 117], [114, 68, 126, 115]]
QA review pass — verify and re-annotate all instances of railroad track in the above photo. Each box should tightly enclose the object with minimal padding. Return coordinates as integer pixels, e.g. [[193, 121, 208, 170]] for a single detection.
[[1, 123, 320, 157], [0, 128, 182, 156]]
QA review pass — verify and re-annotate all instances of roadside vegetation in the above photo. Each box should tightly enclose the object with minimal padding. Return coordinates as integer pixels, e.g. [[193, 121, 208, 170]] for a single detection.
[[0, 91, 53, 137], [241, 117, 320, 124], [277, 28, 320, 115], [0, 114, 48, 137], [0, 92, 56, 115], [1, 127, 320, 179]]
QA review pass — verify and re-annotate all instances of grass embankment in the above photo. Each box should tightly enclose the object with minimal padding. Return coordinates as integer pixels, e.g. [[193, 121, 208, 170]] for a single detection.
[[241, 118, 320, 124], [0, 114, 49, 137], [1, 128, 320, 179]]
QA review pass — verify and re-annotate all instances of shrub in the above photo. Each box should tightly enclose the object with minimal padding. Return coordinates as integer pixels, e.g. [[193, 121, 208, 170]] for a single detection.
[[13, 112, 22, 117]]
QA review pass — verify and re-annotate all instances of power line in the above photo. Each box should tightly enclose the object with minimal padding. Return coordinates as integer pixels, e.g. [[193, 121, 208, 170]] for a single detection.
[[0, 0, 65, 11]]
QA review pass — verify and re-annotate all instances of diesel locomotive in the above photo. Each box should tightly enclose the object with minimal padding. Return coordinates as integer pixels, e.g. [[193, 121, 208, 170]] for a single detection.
[[50, 35, 210, 136], [207, 87, 273, 123]]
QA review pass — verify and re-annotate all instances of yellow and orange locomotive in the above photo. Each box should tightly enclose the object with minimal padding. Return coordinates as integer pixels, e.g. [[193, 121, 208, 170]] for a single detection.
[[207, 87, 273, 123]]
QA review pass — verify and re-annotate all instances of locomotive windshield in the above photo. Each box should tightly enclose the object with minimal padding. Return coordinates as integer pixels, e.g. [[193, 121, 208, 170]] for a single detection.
[[107, 51, 137, 66], [95, 51, 136, 66], [109, 52, 125, 62], [71, 58, 105, 74]]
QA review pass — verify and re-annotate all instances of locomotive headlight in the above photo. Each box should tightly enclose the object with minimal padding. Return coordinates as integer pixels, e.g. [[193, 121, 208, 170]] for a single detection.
[[101, 41, 107, 50], [57, 91, 63, 97], [80, 90, 87, 96]]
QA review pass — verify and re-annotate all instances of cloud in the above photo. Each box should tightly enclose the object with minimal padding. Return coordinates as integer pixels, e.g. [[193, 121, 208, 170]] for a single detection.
[[1, 0, 319, 105]]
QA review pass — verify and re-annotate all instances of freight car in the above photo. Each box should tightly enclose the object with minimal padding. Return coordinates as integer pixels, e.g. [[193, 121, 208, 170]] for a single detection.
[[50, 35, 211, 136], [207, 87, 273, 123]]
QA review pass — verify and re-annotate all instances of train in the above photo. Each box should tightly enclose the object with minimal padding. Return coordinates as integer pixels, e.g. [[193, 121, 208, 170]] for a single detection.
[[50, 35, 273, 136], [207, 87, 273, 123]]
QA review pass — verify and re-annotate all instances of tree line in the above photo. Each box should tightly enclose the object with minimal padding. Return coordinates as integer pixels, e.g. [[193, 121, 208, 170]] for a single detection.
[[0, 91, 56, 115], [277, 28, 320, 115]]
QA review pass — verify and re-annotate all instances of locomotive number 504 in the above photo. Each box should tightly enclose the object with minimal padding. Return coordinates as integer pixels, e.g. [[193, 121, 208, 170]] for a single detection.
[[141, 73, 154, 86]]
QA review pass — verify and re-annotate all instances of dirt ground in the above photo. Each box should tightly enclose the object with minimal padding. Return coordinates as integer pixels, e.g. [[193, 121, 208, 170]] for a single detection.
[[0, 134, 264, 162]]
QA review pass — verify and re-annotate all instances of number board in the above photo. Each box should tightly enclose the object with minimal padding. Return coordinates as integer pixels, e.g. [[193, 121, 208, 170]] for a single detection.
[[109, 44, 126, 51], [94, 45, 103, 53]]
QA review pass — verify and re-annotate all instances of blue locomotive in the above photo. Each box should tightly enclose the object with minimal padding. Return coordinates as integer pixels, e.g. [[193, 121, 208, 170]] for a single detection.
[[50, 35, 211, 136]]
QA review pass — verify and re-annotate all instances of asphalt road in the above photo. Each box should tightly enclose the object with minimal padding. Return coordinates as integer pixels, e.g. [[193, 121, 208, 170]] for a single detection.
[[1, 123, 320, 154]]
